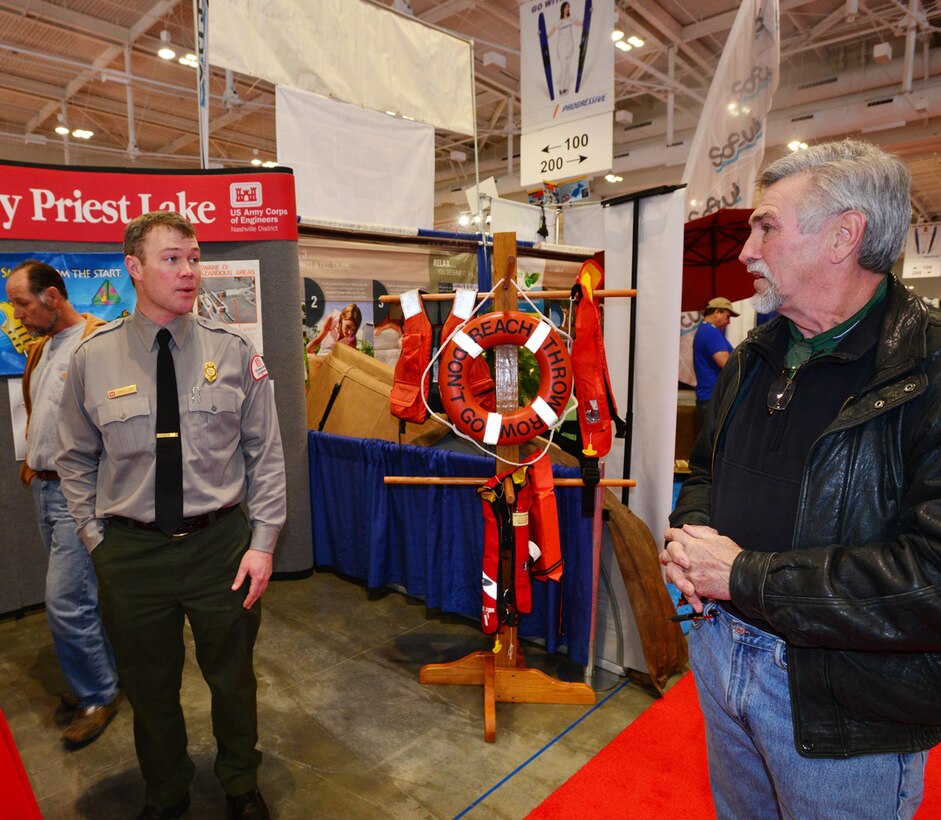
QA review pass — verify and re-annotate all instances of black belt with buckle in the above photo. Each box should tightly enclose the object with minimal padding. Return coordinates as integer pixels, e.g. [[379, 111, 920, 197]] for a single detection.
[[112, 504, 240, 537]]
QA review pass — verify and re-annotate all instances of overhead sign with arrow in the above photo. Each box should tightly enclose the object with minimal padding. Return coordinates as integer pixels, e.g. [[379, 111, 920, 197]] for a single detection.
[[519, 111, 613, 186], [518, 0, 614, 188]]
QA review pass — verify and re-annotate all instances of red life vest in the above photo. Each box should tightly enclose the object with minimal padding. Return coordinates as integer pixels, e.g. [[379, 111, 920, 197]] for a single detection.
[[571, 259, 622, 458], [389, 289, 433, 423], [478, 465, 534, 634], [439, 289, 495, 413], [477, 455, 564, 634], [524, 452, 563, 583]]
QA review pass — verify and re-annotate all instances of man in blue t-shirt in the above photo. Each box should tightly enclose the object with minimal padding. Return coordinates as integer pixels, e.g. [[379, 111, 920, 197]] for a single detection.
[[693, 296, 739, 414]]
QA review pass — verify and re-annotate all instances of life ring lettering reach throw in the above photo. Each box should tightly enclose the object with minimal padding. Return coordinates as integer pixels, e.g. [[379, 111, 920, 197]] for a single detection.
[[438, 311, 574, 445]]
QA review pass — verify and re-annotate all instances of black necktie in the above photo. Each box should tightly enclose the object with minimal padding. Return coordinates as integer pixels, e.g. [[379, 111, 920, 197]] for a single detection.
[[155, 328, 184, 536]]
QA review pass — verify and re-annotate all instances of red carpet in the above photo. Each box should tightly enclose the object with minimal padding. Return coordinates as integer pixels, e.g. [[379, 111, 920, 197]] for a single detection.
[[527, 673, 941, 819]]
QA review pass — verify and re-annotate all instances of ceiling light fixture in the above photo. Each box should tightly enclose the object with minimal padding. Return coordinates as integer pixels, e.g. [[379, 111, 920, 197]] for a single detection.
[[55, 124, 70, 135], [71, 129, 94, 140], [615, 40, 631, 52], [158, 29, 176, 60], [605, 174, 623, 183], [612, 29, 624, 42], [627, 35, 645, 48], [179, 53, 198, 68], [787, 140, 808, 152]]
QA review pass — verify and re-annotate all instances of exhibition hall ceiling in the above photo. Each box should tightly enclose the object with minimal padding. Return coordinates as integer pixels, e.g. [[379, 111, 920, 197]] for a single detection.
[[0, 0, 938, 226]]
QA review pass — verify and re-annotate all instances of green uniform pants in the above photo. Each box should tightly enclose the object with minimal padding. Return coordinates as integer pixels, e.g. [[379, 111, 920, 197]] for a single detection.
[[92, 507, 261, 807]]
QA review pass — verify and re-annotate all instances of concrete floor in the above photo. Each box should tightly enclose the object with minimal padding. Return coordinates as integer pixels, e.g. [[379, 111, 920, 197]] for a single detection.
[[1, 569, 687, 819]]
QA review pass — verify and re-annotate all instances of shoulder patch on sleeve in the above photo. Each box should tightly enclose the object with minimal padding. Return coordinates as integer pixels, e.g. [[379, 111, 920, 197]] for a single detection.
[[76, 317, 124, 350], [251, 354, 269, 381]]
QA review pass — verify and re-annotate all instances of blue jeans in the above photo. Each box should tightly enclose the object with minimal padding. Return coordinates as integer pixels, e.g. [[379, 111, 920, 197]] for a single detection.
[[32, 478, 118, 707], [689, 602, 927, 819]]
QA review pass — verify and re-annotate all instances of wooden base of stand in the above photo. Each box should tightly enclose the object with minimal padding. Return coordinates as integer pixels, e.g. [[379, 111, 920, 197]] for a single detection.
[[420, 626, 595, 742]]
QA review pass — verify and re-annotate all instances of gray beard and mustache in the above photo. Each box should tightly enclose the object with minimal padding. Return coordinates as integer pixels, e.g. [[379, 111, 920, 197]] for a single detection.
[[748, 260, 783, 314]]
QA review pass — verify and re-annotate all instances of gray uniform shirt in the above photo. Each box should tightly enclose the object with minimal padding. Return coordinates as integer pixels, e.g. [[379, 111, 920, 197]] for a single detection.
[[57, 309, 286, 553], [27, 322, 85, 472]]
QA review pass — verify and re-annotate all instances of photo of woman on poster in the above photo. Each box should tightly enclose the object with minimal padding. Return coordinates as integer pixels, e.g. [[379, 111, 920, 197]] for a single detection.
[[307, 302, 363, 355]]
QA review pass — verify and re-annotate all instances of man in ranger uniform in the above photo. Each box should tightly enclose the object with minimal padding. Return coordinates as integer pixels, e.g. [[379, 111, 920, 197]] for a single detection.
[[57, 211, 285, 820]]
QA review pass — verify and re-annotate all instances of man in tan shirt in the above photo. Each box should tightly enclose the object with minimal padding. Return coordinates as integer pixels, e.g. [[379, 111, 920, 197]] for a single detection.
[[57, 211, 285, 820]]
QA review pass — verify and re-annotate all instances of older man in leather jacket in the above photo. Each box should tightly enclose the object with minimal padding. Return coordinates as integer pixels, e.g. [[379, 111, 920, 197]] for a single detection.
[[663, 139, 941, 819]]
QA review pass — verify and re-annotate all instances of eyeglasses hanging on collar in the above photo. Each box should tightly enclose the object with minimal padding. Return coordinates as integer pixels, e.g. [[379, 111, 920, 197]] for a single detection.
[[767, 353, 823, 414], [767, 371, 798, 414]]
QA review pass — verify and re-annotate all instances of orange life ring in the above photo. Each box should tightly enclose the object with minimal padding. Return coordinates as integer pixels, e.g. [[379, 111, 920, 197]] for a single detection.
[[438, 311, 574, 445]]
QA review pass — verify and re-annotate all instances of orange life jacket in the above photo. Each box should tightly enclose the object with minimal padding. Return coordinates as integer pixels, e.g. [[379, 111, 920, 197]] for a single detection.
[[389, 289, 433, 423], [477, 455, 564, 634], [571, 258, 623, 458], [524, 452, 563, 583]]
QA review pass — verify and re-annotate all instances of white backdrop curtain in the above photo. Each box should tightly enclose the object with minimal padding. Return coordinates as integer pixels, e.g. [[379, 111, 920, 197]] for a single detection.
[[567, 188, 685, 673], [276, 86, 435, 228]]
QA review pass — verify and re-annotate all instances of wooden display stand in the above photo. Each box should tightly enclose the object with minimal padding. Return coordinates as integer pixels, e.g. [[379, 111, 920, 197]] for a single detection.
[[384, 232, 635, 741]]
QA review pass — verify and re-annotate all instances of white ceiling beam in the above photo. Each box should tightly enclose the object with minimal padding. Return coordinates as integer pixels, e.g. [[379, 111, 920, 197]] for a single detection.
[[25, 0, 185, 134], [420, 0, 479, 25], [0, 0, 130, 44], [681, 0, 823, 43]]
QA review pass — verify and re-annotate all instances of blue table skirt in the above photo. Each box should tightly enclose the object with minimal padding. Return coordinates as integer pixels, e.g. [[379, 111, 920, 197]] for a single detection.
[[308, 431, 594, 665]]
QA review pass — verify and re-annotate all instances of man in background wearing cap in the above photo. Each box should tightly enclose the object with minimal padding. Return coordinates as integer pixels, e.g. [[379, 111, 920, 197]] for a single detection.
[[692, 296, 740, 415]]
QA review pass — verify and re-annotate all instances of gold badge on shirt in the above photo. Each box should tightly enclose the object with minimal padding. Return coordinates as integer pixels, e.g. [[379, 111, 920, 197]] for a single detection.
[[204, 361, 218, 383]]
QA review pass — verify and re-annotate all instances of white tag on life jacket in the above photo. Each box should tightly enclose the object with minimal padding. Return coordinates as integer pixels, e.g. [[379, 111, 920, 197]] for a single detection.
[[452, 288, 477, 320], [400, 289, 422, 320]]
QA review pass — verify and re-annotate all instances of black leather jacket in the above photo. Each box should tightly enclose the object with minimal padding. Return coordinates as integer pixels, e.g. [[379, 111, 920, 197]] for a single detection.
[[672, 277, 941, 757]]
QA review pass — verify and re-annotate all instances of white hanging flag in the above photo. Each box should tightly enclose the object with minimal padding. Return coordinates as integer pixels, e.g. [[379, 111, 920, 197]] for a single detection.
[[681, 0, 779, 222]]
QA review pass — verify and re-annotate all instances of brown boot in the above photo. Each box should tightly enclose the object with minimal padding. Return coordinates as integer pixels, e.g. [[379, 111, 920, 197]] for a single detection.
[[54, 692, 81, 726], [61, 697, 119, 748]]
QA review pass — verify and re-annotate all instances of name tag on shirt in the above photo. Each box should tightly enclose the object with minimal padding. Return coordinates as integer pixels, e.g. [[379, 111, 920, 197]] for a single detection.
[[107, 384, 138, 399]]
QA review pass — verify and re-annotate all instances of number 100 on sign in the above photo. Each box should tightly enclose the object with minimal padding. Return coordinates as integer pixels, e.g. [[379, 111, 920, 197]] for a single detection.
[[520, 114, 613, 187]]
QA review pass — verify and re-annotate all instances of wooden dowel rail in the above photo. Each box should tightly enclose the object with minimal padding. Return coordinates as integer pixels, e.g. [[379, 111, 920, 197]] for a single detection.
[[384, 476, 635, 487], [378, 288, 636, 304]]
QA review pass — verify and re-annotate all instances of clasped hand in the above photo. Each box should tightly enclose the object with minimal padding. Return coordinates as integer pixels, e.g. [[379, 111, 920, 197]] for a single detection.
[[660, 524, 742, 613]]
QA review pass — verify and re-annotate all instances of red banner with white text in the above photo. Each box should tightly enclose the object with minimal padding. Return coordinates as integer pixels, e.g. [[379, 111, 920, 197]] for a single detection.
[[0, 162, 298, 243]]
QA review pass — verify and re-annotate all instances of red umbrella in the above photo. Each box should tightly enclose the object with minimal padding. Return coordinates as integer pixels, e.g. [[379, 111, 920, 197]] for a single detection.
[[682, 208, 755, 312]]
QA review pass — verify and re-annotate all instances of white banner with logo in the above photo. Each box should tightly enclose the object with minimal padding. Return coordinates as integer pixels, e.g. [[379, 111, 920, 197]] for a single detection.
[[211, 0, 474, 134], [277, 86, 435, 228], [681, 0, 779, 221]]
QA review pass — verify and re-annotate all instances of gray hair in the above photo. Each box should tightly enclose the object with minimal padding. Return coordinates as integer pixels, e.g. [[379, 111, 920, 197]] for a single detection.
[[758, 139, 911, 273]]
